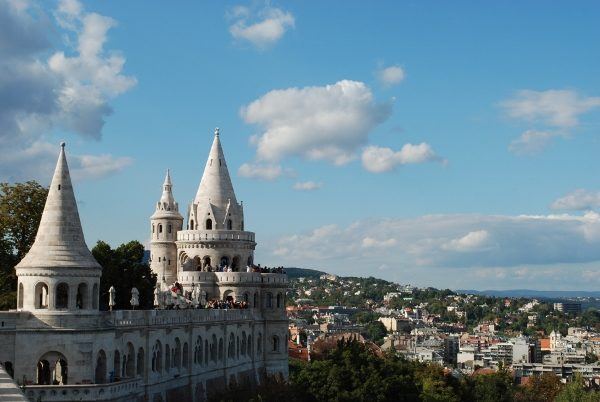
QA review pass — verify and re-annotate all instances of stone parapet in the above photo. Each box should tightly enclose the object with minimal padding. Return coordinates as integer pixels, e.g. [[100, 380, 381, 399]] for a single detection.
[[176, 230, 255, 243], [23, 377, 142, 402]]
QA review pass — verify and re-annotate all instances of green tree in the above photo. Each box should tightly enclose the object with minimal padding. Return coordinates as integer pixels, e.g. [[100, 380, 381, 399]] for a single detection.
[[0, 181, 48, 310], [92, 240, 156, 310], [514, 372, 562, 402], [555, 374, 600, 402], [364, 320, 387, 344]]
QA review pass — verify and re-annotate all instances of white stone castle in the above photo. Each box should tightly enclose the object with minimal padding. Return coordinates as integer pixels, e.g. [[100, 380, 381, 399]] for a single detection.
[[0, 130, 289, 402]]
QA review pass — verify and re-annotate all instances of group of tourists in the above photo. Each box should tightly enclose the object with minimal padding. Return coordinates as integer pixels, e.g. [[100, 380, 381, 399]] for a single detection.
[[205, 299, 249, 309]]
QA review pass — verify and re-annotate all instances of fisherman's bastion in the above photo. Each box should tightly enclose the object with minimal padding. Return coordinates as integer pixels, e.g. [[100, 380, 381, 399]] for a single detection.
[[0, 129, 289, 402]]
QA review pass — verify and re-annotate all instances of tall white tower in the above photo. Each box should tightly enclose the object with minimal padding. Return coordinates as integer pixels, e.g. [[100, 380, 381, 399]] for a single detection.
[[15, 143, 102, 314], [150, 170, 183, 286]]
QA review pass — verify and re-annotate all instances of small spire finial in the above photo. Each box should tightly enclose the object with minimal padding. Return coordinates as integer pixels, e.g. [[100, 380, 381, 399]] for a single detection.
[[60, 141, 66, 149], [214, 127, 220, 136]]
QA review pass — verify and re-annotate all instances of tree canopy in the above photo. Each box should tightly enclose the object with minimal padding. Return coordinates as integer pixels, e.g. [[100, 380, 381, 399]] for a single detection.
[[92, 240, 156, 310], [0, 181, 48, 310]]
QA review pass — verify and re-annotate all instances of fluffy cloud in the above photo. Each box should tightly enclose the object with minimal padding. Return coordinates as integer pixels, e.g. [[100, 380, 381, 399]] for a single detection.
[[376, 65, 405, 87], [228, 5, 294, 49], [442, 230, 492, 252], [552, 189, 600, 211], [501, 89, 600, 128], [266, 213, 600, 278], [293, 181, 322, 191], [0, 0, 135, 180], [241, 80, 392, 165], [508, 130, 561, 155], [361, 143, 442, 173], [0, 141, 132, 182], [238, 162, 285, 181]]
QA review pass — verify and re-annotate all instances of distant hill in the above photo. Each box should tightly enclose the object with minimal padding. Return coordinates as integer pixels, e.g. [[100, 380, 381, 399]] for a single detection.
[[458, 289, 600, 299], [285, 267, 326, 279]]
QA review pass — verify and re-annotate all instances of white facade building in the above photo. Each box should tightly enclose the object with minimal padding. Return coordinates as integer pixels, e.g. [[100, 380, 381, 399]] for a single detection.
[[0, 132, 288, 402]]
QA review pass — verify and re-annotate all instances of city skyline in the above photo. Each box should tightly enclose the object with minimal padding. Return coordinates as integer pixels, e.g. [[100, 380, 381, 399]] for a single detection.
[[2, 0, 600, 290]]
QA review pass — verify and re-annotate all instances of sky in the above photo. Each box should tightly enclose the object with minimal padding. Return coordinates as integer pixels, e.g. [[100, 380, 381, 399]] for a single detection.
[[2, 0, 600, 291]]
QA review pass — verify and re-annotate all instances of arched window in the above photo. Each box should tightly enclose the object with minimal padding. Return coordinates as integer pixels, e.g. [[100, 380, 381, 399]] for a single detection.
[[152, 224, 155, 233], [35, 282, 49, 309], [152, 341, 162, 373], [247, 256, 253, 267], [227, 219, 232, 230], [17, 283, 23, 309], [92, 284, 98, 309], [257, 333, 262, 355], [211, 335, 217, 363], [190, 219, 194, 230], [126, 343, 135, 377], [168, 224, 172, 234], [253, 292, 258, 308], [137, 347, 144, 376], [203, 256, 211, 270], [158, 224, 163, 233], [241, 332, 247, 356], [232, 256, 240, 271], [95, 350, 107, 383], [183, 342, 189, 370], [174, 338, 181, 369], [114, 350, 121, 379], [228, 333, 235, 359], [76, 283, 88, 309], [220, 256, 229, 267], [266, 293, 273, 308], [204, 339, 208, 366], [272, 336, 279, 352], [36, 352, 68, 385], [205, 219, 212, 230], [56, 283, 69, 309], [165, 344, 170, 372], [218, 338, 224, 362], [276, 293, 282, 308], [241, 220, 244, 231]]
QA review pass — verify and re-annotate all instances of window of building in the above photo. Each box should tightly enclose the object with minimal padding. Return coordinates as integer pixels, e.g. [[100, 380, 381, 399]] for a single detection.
[[56, 283, 69, 309], [206, 219, 212, 230]]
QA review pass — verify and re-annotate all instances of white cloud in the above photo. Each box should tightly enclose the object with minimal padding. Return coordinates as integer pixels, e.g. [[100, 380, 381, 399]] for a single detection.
[[362, 237, 397, 248], [508, 130, 561, 155], [442, 230, 491, 252], [293, 181, 322, 191], [228, 5, 294, 49], [71, 153, 133, 180], [238, 162, 284, 181], [361, 143, 442, 173], [501, 89, 600, 128], [0, 0, 135, 180], [0, 141, 132, 182], [551, 189, 600, 211], [241, 80, 392, 165], [376, 65, 405, 87], [266, 213, 600, 274]]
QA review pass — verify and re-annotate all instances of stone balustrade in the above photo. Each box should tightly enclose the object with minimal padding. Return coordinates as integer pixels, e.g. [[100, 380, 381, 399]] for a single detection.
[[23, 377, 142, 402], [176, 230, 255, 243]]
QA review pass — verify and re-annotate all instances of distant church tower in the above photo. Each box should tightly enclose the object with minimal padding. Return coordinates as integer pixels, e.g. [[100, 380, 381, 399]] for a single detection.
[[150, 170, 183, 286], [15, 143, 102, 314]]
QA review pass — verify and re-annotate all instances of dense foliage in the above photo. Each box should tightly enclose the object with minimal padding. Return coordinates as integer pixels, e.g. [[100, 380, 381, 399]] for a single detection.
[[0, 181, 48, 310], [211, 340, 600, 402], [92, 240, 156, 310]]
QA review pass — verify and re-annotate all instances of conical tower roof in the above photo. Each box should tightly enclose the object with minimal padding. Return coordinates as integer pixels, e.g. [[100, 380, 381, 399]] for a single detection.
[[194, 128, 238, 208], [16, 143, 101, 270], [151, 169, 183, 220]]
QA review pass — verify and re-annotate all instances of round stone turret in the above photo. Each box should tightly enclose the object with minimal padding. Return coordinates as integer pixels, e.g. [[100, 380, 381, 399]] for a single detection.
[[15, 143, 102, 314], [150, 170, 183, 285]]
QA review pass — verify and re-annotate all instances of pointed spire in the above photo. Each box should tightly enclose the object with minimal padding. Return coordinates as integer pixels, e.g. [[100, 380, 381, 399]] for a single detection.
[[152, 169, 182, 218], [160, 169, 175, 205], [16, 143, 101, 270], [194, 127, 238, 208]]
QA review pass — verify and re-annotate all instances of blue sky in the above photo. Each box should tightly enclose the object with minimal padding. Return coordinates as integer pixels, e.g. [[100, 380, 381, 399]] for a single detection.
[[2, 0, 600, 290]]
